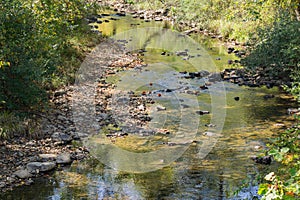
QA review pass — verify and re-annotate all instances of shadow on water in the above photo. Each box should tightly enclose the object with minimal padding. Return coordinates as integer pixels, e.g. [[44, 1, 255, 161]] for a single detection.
[[2, 11, 298, 200]]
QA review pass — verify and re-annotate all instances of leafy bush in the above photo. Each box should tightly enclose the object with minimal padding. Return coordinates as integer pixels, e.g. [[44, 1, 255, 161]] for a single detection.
[[0, 0, 99, 113], [258, 118, 300, 199], [241, 12, 300, 79]]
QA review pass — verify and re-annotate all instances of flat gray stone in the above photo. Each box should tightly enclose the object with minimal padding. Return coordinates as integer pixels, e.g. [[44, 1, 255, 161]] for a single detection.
[[14, 169, 32, 179], [72, 132, 89, 140], [56, 152, 72, 164], [51, 132, 72, 142], [39, 154, 57, 162], [27, 162, 56, 172]]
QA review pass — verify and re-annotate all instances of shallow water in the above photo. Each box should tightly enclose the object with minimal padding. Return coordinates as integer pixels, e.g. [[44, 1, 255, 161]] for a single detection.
[[2, 11, 298, 200]]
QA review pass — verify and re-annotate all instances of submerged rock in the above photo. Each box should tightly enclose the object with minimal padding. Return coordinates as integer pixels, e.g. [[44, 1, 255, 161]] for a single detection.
[[205, 124, 216, 127], [234, 97, 240, 101], [175, 51, 188, 56], [196, 110, 210, 115], [251, 155, 272, 165], [199, 85, 208, 90], [263, 94, 275, 99]]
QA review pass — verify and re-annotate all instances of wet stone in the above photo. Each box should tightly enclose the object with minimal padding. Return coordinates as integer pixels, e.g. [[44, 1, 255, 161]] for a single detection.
[[156, 105, 166, 111], [196, 111, 210, 115], [251, 156, 272, 165]]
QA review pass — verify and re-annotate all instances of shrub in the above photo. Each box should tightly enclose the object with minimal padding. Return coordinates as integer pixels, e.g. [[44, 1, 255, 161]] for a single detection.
[[241, 12, 300, 80], [0, 0, 99, 112], [258, 118, 300, 199]]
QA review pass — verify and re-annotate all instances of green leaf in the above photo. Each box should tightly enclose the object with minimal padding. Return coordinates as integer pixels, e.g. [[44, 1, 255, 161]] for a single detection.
[[289, 168, 297, 177], [269, 149, 279, 155], [281, 147, 290, 154], [274, 153, 283, 162], [258, 183, 269, 195]]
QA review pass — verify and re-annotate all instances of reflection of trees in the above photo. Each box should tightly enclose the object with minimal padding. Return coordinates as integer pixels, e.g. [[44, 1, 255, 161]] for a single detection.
[[133, 167, 179, 199], [0, 177, 59, 200], [223, 84, 296, 131]]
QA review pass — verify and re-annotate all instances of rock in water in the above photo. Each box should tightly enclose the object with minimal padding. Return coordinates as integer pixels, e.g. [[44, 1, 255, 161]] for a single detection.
[[287, 108, 300, 115], [263, 94, 275, 99], [251, 156, 272, 165], [156, 105, 166, 111], [196, 110, 210, 115]]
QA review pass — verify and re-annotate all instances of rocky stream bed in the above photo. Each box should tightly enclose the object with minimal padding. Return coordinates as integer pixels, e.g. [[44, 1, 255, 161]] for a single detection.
[[1, 2, 299, 198]]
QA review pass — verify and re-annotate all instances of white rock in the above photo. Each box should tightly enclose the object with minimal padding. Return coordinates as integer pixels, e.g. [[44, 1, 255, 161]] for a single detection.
[[156, 105, 166, 111], [138, 104, 145, 111]]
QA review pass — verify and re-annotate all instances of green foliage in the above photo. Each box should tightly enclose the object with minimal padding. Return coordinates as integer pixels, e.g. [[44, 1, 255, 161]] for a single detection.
[[0, 0, 99, 113], [285, 83, 300, 102], [123, 0, 299, 42], [241, 12, 300, 77], [241, 11, 300, 101], [258, 118, 300, 199]]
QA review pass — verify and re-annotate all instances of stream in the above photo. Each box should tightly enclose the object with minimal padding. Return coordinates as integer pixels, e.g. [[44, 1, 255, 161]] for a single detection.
[[2, 11, 298, 200]]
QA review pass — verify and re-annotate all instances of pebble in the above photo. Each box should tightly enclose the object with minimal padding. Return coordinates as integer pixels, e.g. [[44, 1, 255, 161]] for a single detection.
[[203, 132, 215, 136]]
